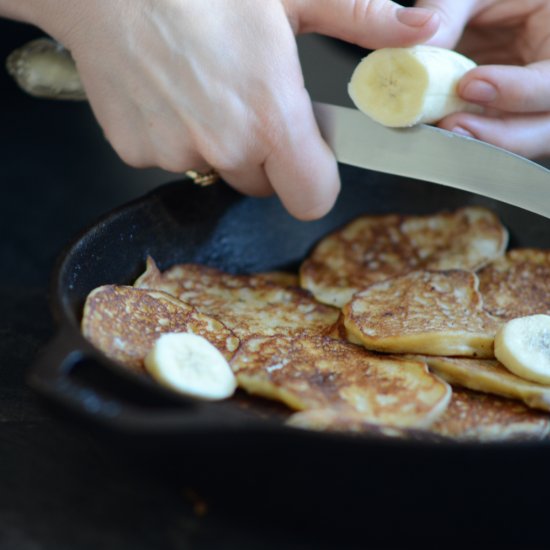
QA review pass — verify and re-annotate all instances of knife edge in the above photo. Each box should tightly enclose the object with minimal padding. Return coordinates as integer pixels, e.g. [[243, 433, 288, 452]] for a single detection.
[[313, 102, 550, 219]]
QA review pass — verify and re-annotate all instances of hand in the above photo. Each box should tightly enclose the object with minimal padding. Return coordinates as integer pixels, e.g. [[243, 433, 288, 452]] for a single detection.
[[416, 0, 550, 159], [27, 0, 439, 220]]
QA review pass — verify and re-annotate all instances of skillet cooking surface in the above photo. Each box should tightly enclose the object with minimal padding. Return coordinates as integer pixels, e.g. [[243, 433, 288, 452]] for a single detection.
[[30, 164, 550, 447]]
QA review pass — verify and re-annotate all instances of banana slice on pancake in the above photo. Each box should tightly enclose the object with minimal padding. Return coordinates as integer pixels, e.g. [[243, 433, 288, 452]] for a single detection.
[[135, 258, 339, 339], [144, 332, 237, 400], [343, 270, 500, 357], [494, 315, 550, 385], [478, 249, 550, 321], [300, 207, 507, 308], [81, 285, 239, 373], [230, 335, 451, 429], [415, 355, 550, 412]]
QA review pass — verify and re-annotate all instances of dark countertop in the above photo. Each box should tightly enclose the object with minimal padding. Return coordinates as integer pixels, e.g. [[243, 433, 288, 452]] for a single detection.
[[3, 18, 550, 550]]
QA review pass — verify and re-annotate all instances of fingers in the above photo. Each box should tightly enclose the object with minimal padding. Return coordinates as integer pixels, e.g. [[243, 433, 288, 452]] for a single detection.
[[458, 62, 550, 114], [441, 61, 550, 159], [218, 164, 274, 198], [264, 89, 341, 220], [287, 0, 439, 48], [438, 112, 550, 159], [413, 0, 479, 48]]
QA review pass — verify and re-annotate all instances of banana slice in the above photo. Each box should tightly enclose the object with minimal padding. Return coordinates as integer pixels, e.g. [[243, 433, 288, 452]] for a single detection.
[[144, 332, 237, 400], [348, 45, 480, 127], [494, 315, 550, 385]]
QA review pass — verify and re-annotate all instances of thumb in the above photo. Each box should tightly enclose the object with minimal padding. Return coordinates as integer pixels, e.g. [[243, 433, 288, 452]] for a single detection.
[[414, 0, 479, 48], [287, 0, 440, 48]]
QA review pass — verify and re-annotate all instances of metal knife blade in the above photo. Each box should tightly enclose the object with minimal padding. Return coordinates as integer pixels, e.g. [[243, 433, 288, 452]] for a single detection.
[[313, 102, 550, 218]]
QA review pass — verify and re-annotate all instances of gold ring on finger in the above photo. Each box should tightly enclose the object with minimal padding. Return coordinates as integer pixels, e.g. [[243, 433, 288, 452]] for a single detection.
[[184, 169, 220, 187]]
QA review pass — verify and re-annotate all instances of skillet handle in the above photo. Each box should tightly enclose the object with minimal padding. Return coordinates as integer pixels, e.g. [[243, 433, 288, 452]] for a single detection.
[[28, 326, 260, 435]]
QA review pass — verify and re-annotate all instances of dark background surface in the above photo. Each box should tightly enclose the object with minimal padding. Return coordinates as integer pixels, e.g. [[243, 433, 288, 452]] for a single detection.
[[2, 15, 550, 550]]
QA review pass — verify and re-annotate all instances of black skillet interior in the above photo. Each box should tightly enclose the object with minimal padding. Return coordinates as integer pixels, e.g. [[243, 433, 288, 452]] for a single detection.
[[29, 163, 550, 446]]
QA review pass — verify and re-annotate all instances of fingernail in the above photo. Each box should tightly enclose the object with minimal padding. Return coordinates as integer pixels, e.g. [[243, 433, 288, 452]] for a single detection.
[[462, 80, 498, 103], [396, 7, 435, 27], [452, 126, 474, 138]]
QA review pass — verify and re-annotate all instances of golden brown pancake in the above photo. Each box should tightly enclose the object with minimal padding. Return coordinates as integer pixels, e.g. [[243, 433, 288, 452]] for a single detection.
[[288, 389, 550, 442], [415, 354, 550, 412], [477, 248, 550, 321], [430, 387, 550, 442], [230, 335, 451, 429], [287, 409, 447, 442], [300, 206, 508, 307], [134, 258, 339, 339], [343, 270, 500, 357], [81, 285, 239, 372]]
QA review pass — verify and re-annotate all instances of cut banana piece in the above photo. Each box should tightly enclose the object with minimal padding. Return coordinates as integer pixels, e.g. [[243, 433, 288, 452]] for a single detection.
[[494, 315, 550, 385], [6, 38, 86, 100], [144, 332, 237, 400], [348, 45, 480, 127]]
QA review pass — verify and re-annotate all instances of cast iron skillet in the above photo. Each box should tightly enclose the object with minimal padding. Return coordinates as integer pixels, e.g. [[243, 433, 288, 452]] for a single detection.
[[28, 164, 550, 448]]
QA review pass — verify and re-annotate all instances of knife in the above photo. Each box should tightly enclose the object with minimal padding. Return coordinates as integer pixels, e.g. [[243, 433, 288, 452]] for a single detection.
[[314, 101, 550, 218], [8, 38, 550, 218]]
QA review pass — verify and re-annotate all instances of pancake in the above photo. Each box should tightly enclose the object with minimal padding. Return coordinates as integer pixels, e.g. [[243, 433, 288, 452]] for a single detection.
[[430, 388, 550, 442], [134, 258, 339, 339], [230, 335, 451, 429], [288, 389, 550, 442], [415, 355, 550, 412], [325, 313, 363, 344], [478, 248, 550, 321], [287, 409, 447, 442], [343, 270, 501, 357], [81, 285, 239, 373], [300, 206, 508, 307]]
